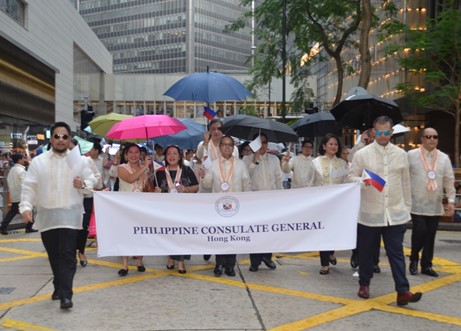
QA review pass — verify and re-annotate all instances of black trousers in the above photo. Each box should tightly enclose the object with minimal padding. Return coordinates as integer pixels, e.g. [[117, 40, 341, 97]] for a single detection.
[[1, 202, 33, 231], [77, 197, 93, 254], [41, 228, 78, 300], [410, 214, 439, 269], [319, 250, 335, 267], [358, 223, 409, 293], [352, 235, 381, 265], [250, 253, 272, 266], [215, 254, 236, 268]]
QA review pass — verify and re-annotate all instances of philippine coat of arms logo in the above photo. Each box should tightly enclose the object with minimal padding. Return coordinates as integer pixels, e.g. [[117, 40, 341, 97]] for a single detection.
[[215, 196, 240, 217]]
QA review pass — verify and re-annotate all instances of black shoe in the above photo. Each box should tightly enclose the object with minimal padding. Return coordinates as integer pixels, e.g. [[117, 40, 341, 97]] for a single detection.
[[137, 265, 146, 272], [51, 291, 61, 300], [79, 253, 88, 267], [203, 255, 211, 261], [373, 265, 381, 273], [118, 268, 128, 277], [319, 268, 330, 275], [421, 267, 438, 277], [0, 230, 8, 235], [25, 229, 38, 233], [262, 257, 276, 269], [249, 265, 259, 272], [409, 261, 418, 275], [328, 255, 337, 265], [350, 254, 358, 268], [213, 265, 223, 276], [225, 267, 236, 277], [60, 298, 73, 309]]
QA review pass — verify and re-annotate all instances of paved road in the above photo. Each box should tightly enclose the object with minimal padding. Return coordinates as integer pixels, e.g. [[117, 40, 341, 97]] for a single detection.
[[1, 227, 460, 331]]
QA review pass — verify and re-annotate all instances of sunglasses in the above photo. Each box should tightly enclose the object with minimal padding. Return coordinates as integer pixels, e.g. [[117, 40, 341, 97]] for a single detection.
[[374, 130, 391, 136], [424, 135, 438, 140], [53, 134, 69, 140]]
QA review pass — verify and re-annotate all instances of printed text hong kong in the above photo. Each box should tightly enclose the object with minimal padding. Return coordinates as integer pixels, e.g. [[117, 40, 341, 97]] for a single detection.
[[132, 221, 324, 242]]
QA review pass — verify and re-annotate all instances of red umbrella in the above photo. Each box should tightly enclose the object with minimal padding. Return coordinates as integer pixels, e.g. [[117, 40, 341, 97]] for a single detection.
[[106, 115, 187, 140]]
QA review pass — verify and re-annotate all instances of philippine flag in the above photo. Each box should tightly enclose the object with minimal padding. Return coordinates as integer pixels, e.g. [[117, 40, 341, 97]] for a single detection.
[[153, 160, 165, 172], [203, 106, 217, 120], [362, 169, 386, 192]]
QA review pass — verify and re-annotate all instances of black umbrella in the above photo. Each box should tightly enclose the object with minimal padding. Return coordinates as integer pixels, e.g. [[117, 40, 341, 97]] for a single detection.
[[291, 112, 339, 138], [221, 115, 298, 143], [330, 93, 403, 130]]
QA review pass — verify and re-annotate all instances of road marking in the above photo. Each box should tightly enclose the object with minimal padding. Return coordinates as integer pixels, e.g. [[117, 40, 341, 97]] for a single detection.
[[1, 236, 460, 330], [1, 318, 55, 331]]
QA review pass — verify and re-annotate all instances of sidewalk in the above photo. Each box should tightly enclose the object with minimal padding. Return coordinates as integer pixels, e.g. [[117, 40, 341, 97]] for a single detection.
[[1, 229, 460, 330]]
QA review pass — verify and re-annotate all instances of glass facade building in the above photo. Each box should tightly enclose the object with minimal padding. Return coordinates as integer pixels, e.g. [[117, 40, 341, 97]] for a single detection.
[[79, 0, 252, 74]]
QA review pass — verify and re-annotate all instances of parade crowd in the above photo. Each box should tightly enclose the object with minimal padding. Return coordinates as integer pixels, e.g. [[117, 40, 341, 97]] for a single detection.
[[1, 116, 456, 310]]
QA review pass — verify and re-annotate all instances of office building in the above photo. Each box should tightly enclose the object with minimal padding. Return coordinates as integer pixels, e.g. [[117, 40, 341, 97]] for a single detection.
[[0, 0, 112, 152], [79, 0, 253, 74]]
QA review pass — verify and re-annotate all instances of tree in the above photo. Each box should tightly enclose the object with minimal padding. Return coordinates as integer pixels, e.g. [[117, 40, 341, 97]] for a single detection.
[[358, 0, 373, 88], [230, 0, 363, 118], [383, 1, 461, 166]]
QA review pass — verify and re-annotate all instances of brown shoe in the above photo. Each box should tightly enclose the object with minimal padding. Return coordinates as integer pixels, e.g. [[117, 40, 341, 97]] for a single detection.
[[397, 291, 422, 306], [358, 285, 370, 299]]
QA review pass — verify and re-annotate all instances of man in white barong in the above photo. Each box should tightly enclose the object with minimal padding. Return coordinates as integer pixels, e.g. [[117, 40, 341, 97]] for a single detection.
[[408, 127, 455, 277]]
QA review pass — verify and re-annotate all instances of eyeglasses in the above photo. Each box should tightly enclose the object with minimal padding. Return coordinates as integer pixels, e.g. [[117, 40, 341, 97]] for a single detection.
[[220, 143, 234, 147], [374, 130, 391, 136], [424, 135, 438, 140], [53, 134, 69, 140]]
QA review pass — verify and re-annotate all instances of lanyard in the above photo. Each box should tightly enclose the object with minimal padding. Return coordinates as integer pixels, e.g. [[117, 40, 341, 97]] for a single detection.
[[165, 167, 183, 191], [208, 142, 219, 160], [218, 157, 235, 191], [419, 147, 438, 191]]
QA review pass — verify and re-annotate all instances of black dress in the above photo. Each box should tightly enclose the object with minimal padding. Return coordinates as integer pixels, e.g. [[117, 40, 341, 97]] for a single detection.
[[155, 166, 198, 261]]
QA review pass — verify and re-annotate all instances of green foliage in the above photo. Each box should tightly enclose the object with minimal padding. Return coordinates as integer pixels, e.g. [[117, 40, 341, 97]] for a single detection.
[[238, 105, 259, 117], [386, 0, 461, 166], [386, 2, 461, 113], [231, 0, 363, 113]]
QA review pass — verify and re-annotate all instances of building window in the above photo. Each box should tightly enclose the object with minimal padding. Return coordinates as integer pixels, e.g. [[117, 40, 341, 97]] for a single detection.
[[0, 0, 26, 26]]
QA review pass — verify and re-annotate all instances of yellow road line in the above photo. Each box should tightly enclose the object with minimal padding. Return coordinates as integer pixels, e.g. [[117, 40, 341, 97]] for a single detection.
[[1, 318, 55, 331], [378, 304, 461, 325], [0, 238, 42, 243], [0, 247, 47, 256], [1, 237, 461, 330], [0, 272, 167, 310], [269, 303, 375, 331], [187, 273, 356, 305], [0, 255, 44, 263]]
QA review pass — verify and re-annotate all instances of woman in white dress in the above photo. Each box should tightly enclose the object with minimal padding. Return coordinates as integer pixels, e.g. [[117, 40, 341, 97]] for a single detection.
[[313, 133, 348, 275]]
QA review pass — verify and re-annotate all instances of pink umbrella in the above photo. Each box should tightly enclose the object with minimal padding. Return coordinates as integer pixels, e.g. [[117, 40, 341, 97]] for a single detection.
[[106, 115, 187, 140]]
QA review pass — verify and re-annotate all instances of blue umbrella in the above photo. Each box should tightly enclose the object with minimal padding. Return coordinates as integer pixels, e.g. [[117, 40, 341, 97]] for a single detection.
[[153, 118, 206, 150], [163, 72, 251, 103]]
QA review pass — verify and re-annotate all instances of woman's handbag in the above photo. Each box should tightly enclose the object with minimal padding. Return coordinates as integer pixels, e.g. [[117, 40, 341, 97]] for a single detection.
[[142, 176, 156, 192], [88, 211, 97, 238]]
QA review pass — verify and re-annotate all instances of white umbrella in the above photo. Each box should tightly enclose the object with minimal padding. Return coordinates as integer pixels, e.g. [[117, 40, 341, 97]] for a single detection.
[[393, 124, 410, 137]]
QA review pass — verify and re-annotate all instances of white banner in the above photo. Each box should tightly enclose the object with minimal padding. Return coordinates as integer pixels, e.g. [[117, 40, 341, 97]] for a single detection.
[[94, 183, 360, 257]]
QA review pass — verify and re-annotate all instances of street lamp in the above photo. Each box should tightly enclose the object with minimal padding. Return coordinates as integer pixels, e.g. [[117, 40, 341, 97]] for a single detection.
[[281, 0, 287, 121]]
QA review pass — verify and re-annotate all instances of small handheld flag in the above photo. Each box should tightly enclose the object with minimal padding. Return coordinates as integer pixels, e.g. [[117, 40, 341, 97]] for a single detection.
[[362, 169, 386, 192], [204, 106, 217, 120], [153, 160, 165, 172]]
